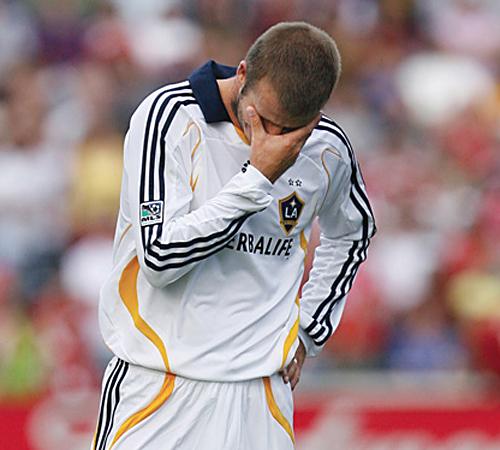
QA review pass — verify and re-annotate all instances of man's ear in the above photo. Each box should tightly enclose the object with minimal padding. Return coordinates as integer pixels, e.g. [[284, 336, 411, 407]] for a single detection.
[[236, 60, 247, 86]]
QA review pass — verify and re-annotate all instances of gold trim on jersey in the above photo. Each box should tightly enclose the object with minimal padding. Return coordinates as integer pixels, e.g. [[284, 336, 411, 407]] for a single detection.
[[184, 120, 202, 192], [109, 256, 176, 448], [190, 174, 200, 192], [280, 230, 308, 368], [183, 120, 202, 159], [320, 147, 341, 203], [118, 257, 171, 370], [263, 377, 295, 444], [299, 229, 308, 257], [117, 223, 132, 249], [281, 295, 300, 368], [234, 125, 250, 145]]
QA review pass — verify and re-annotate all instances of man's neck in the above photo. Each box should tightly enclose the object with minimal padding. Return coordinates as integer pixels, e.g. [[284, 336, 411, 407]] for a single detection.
[[216, 77, 241, 129]]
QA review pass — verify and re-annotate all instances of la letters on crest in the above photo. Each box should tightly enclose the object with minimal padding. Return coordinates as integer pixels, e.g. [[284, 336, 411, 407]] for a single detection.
[[279, 191, 305, 235]]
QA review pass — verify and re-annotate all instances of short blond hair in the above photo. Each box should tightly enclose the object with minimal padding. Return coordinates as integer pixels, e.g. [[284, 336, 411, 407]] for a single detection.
[[245, 22, 341, 123]]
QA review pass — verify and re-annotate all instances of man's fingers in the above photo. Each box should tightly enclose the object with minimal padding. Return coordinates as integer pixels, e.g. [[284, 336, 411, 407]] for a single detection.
[[286, 339, 306, 389], [286, 359, 298, 379], [290, 370, 300, 390], [287, 358, 301, 390], [247, 106, 264, 138], [282, 357, 301, 384]]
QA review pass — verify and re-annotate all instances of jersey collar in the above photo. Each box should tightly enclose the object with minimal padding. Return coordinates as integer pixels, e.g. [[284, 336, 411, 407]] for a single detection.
[[188, 60, 236, 123]]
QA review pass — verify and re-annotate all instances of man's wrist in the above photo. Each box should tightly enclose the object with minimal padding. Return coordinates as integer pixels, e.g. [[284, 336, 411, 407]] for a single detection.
[[298, 328, 315, 357]]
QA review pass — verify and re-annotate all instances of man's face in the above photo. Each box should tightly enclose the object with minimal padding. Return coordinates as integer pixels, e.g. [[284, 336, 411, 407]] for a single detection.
[[232, 76, 307, 142]]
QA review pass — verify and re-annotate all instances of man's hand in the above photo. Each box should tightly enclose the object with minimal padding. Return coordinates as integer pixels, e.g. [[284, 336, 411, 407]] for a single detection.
[[247, 107, 320, 183], [281, 338, 306, 390]]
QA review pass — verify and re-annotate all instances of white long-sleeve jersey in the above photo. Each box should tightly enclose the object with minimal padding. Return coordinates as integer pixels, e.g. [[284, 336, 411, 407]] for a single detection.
[[99, 61, 376, 382]]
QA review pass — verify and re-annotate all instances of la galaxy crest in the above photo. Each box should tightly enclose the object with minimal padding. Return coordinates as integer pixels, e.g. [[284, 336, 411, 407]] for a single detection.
[[278, 191, 305, 235]]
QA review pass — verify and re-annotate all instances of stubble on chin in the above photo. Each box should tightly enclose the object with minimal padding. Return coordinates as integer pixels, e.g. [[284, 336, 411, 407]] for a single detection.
[[230, 97, 243, 130], [231, 88, 252, 142]]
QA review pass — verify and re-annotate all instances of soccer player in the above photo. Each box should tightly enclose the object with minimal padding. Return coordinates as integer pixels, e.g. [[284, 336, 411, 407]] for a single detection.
[[92, 21, 375, 450]]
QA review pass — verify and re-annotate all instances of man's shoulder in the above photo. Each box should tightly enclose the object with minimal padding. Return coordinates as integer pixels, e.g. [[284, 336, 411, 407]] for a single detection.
[[132, 80, 203, 124], [304, 114, 354, 169]]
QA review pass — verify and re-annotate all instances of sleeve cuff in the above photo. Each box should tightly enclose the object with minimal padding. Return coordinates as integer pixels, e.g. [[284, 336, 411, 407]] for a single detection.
[[241, 164, 273, 193], [298, 327, 321, 358]]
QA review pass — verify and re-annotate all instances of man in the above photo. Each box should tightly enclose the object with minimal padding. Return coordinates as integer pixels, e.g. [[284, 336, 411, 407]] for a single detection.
[[93, 22, 375, 450]]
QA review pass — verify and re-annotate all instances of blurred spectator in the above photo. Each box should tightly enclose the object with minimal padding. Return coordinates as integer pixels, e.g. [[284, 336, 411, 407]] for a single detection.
[[82, 2, 130, 66], [33, 0, 88, 64], [385, 294, 467, 371], [0, 64, 70, 288], [421, 0, 500, 61], [0, 271, 46, 399], [323, 269, 389, 368], [0, 0, 37, 78], [122, 2, 203, 78], [60, 236, 114, 368], [395, 52, 495, 128]]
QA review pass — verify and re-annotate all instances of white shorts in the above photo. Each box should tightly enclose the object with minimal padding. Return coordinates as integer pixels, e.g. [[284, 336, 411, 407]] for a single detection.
[[91, 357, 295, 450]]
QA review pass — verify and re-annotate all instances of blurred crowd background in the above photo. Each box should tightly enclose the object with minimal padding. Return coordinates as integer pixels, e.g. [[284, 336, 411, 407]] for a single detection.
[[1, 0, 500, 428]]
